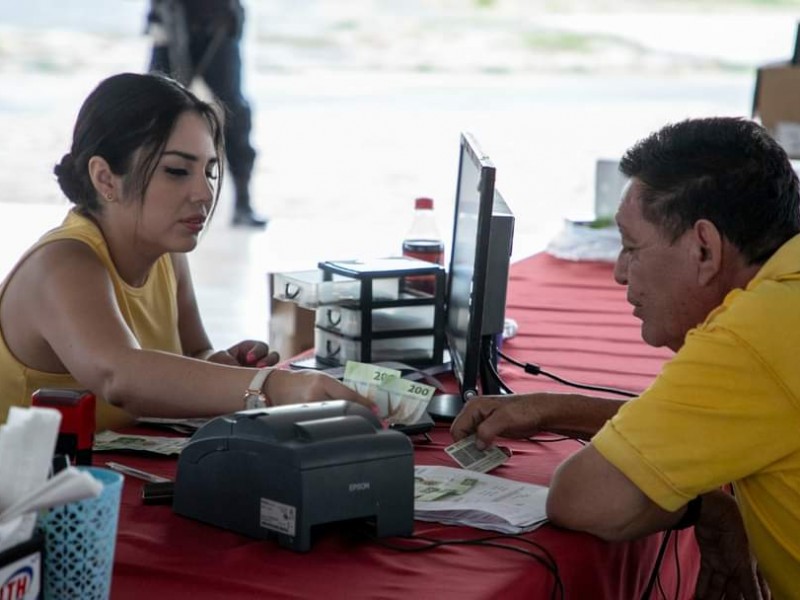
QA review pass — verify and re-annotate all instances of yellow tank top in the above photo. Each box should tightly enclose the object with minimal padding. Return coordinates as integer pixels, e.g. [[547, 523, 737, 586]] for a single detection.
[[0, 210, 182, 431]]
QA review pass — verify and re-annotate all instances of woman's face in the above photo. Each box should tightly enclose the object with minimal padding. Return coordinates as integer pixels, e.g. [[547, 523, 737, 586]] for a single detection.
[[120, 111, 219, 255]]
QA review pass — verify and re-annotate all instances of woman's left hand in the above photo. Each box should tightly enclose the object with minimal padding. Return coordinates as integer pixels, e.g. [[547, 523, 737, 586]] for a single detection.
[[206, 340, 280, 367]]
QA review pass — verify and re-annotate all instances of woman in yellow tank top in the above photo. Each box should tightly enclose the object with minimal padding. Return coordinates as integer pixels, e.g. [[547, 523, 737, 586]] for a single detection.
[[0, 73, 371, 431]]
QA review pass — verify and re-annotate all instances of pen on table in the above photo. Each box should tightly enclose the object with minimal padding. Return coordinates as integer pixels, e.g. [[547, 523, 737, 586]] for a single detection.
[[105, 461, 172, 483]]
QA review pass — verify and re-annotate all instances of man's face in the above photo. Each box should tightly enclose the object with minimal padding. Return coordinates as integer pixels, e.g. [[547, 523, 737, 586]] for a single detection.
[[613, 180, 712, 352]]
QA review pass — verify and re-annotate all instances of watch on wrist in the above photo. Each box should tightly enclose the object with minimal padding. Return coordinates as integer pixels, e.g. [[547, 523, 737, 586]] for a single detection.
[[243, 368, 273, 410]]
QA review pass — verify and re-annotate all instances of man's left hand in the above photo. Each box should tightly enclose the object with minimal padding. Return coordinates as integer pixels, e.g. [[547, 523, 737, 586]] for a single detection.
[[694, 490, 770, 600]]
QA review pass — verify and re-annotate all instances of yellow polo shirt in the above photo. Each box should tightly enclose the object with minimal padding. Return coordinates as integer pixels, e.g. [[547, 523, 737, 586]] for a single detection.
[[0, 210, 182, 431], [593, 234, 800, 599]]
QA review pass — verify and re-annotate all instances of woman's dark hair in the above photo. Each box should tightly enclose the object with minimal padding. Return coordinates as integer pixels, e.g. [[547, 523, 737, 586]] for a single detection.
[[54, 72, 224, 213], [620, 117, 800, 265]]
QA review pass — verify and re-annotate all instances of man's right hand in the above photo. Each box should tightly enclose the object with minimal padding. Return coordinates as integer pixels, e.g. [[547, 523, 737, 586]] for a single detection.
[[450, 395, 547, 449], [450, 392, 626, 449]]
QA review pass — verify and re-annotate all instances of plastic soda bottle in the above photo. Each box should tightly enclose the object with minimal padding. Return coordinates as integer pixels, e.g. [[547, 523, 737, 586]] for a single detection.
[[402, 197, 444, 294]]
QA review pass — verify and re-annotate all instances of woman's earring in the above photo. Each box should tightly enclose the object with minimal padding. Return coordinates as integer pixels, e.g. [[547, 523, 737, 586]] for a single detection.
[[105, 193, 114, 202]]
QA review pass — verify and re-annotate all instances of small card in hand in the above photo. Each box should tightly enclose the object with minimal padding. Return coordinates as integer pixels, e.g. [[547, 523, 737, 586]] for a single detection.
[[445, 435, 511, 473]]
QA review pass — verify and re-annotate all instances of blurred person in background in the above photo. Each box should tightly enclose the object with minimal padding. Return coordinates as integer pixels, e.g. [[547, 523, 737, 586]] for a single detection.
[[146, 0, 266, 227]]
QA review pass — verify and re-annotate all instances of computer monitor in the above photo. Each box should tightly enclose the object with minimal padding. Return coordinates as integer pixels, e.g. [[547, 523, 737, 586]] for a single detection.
[[427, 133, 515, 421]]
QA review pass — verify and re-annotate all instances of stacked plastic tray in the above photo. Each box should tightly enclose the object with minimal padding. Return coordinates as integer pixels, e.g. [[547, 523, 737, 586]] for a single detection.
[[272, 257, 445, 367]]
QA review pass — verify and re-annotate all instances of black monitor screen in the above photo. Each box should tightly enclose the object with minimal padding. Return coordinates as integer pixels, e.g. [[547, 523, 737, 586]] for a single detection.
[[445, 133, 497, 399]]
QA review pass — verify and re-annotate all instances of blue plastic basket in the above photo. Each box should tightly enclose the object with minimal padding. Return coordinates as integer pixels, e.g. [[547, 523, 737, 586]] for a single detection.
[[39, 467, 124, 600]]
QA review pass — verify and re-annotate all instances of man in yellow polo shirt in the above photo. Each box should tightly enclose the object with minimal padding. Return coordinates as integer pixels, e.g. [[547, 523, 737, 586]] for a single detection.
[[452, 117, 800, 598]]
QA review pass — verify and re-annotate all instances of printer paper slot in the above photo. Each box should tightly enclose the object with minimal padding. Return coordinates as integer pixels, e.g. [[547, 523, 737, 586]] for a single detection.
[[294, 416, 376, 442]]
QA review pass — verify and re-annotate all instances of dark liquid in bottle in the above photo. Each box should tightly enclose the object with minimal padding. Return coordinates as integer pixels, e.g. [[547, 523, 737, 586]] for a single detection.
[[402, 239, 444, 264], [402, 239, 444, 295]]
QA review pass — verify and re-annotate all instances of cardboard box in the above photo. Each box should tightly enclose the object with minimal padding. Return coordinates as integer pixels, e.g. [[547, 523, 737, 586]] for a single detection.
[[752, 25, 800, 157], [267, 274, 315, 360], [753, 64, 800, 130]]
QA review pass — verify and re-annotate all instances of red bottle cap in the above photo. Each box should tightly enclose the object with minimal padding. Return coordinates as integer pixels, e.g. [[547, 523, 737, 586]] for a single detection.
[[415, 197, 434, 210]]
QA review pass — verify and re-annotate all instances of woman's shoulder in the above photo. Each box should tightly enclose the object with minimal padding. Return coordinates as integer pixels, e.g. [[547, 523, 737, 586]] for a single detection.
[[40, 210, 102, 245], [0, 231, 109, 336], [16, 239, 107, 299], [4, 212, 105, 289], [33, 236, 104, 266]]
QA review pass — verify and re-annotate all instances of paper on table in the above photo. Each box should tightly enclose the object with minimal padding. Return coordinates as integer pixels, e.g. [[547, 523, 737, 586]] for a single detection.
[[94, 431, 189, 455], [136, 416, 210, 434], [413, 465, 549, 534]]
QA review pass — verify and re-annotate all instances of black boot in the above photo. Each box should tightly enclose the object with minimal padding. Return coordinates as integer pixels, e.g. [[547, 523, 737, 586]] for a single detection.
[[232, 179, 267, 228], [233, 206, 268, 228]]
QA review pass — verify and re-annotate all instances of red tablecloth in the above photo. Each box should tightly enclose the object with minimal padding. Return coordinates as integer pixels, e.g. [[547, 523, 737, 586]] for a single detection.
[[501, 253, 672, 395], [107, 253, 699, 600]]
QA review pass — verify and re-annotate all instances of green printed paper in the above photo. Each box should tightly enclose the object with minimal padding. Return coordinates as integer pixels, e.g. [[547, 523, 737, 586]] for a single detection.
[[342, 361, 401, 408], [380, 376, 435, 424]]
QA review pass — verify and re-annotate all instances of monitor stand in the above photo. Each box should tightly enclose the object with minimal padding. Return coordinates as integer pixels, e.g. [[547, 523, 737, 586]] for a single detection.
[[426, 393, 465, 422]]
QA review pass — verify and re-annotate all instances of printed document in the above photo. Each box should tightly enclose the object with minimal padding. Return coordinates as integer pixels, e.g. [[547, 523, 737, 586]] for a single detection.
[[414, 465, 549, 534]]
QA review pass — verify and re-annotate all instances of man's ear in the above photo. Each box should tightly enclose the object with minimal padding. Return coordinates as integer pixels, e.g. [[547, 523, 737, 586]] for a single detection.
[[692, 219, 723, 286], [87, 156, 119, 203]]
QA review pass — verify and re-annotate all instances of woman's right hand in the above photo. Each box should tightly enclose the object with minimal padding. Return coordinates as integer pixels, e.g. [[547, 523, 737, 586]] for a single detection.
[[265, 369, 375, 411]]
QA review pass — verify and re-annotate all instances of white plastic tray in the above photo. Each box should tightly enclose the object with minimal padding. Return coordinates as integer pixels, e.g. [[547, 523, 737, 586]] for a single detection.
[[314, 304, 435, 337], [314, 328, 435, 365], [272, 270, 399, 309]]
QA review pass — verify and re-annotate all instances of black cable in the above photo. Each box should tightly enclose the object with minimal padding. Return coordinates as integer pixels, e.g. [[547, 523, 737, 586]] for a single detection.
[[479, 337, 502, 395], [473, 541, 564, 600], [656, 563, 668, 600], [527, 436, 588, 446], [368, 531, 564, 600], [485, 346, 515, 394], [672, 529, 682, 600], [377, 530, 556, 562], [480, 337, 511, 395], [640, 530, 672, 600], [498, 349, 638, 398]]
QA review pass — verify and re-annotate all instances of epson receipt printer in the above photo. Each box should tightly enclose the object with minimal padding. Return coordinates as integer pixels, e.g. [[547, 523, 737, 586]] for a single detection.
[[173, 400, 414, 551]]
